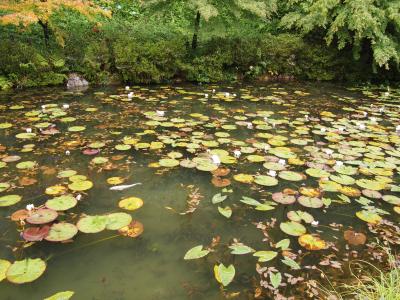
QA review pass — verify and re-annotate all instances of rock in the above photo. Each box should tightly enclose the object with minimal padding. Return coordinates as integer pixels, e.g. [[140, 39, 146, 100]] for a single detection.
[[66, 73, 89, 89]]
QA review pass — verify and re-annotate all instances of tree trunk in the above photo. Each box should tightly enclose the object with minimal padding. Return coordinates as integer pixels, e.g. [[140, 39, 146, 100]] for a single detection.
[[191, 11, 201, 50], [38, 20, 50, 47]]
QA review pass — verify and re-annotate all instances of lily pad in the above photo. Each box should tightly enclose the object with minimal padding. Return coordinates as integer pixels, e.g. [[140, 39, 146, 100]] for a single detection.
[[229, 244, 254, 255], [118, 197, 143, 211], [22, 226, 50, 241], [26, 209, 58, 225], [44, 291, 75, 300], [45, 195, 77, 211], [106, 212, 132, 230], [68, 180, 93, 191], [356, 210, 382, 224], [298, 234, 326, 250], [6, 258, 46, 284], [254, 175, 278, 186], [215, 264, 235, 287], [253, 250, 278, 262], [77, 215, 108, 233], [0, 195, 22, 207], [218, 206, 232, 218], [45, 223, 78, 242], [184, 245, 210, 260], [278, 171, 304, 181], [118, 220, 144, 238], [0, 259, 11, 282], [298, 196, 323, 208], [159, 158, 180, 168], [272, 192, 296, 204], [280, 221, 306, 236]]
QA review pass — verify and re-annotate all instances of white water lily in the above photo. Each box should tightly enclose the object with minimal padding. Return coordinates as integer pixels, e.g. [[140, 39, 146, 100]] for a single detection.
[[305, 115, 309, 121], [359, 123, 366, 130], [76, 194, 82, 201], [224, 92, 230, 97], [26, 204, 35, 211], [204, 93, 209, 98], [264, 145, 269, 153], [321, 127, 326, 132], [65, 150, 70, 155], [370, 117, 377, 123], [379, 106, 385, 113], [267, 170, 277, 177], [311, 220, 319, 226], [233, 150, 241, 158], [247, 122, 253, 129], [212, 89, 216, 93], [26, 128, 32, 133], [272, 123, 276, 128], [384, 92, 390, 97], [338, 127, 345, 132], [324, 149, 333, 155], [278, 159, 286, 165], [125, 86, 130, 90], [233, 93, 237, 97], [396, 125, 400, 132], [335, 160, 344, 166], [156, 110, 165, 117], [211, 154, 221, 166], [63, 104, 69, 109], [127, 92, 133, 99]]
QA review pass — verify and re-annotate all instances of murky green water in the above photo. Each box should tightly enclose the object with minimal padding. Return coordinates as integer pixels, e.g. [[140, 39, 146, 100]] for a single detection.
[[0, 83, 399, 300]]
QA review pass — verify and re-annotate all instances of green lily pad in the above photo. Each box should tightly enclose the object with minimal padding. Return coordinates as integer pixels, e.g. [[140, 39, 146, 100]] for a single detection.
[[272, 192, 296, 204], [45, 195, 77, 211], [16, 161, 37, 169], [216, 264, 235, 287], [57, 170, 77, 178], [0, 259, 11, 282], [382, 195, 400, 205], [306, 168, 330, 178], [278, 171, 304, 181], [77, 215, 108, 233], [0, 195, 22, 207], [184, 245, 210, 260], [212, 193, 227, 204], [254, 175, 278, 186], [253, 250, 278, 262], [6, 258, 46, 284], [16, 133, 36, 139], [44, 291, 75, 300], [0, 182, 10, 192], [356, 179, 386, 191], [356, 210, 382, 224], [26, 208, 58, 225], [218, 206, 232, 218], [91, 157, 109, 165], [270, 272, 282, 289], [287, 210, 314, 223], [298, 196, 323, 208], [229, 244, 254, 255], [68, 180, 93, 191], [280, 221, 306, 236], [333, 165, 358, 175], [159, 158, 180, 168], [68, 126, 86, 132], [106, 212, 132, 230], [45, 223, 78, 242]]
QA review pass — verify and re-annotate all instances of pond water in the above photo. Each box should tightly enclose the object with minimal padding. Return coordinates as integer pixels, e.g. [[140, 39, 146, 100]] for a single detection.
[[0, 82, 399, 300]]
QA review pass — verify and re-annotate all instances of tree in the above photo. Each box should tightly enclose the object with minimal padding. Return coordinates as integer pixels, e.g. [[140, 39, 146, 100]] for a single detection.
[[280, 0, 400, 70], [140, 0, 278, 49], [0, 0, 111, 47]]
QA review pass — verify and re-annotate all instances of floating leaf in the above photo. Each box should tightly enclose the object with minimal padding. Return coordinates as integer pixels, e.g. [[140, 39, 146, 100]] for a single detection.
[[45, 195, 77, 211], [343, 230, 366, 246], [0, 259, 11, 282], [275, 239, 290, 250], [254, 175, 278, 186], [218, 206, 232, 218], [278, 171, 304, 181], [216, 264, 235, 287], [45, 223, 78, 242], [233, 173, 254, 183], [298, 196, 323, 208], [159, 158, 180, 168], [229, 243, 254, 255], [118, 197, 143, 211], [26, 209, 58, 225], [22, 226, 50, 241], [356, 210, 382, 224], [68, 180, 93, 191], [281, 257, 301, 270], [106, 212, 132, 230], [184, 245, 210, 260], [298, 234, 326, 250], [253, 251, 278, 262], [118, 220, 144, 238], [270, 272, 282, 289], [280, 221, 306, 236], [44, 291, 75, 300], [6, 258, 46, 284], [0, 195, 22, 207], [77, 215, 108, 233], [212, 193, 227, 204]]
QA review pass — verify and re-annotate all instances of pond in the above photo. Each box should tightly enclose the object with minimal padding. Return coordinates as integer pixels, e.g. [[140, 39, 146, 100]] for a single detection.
[[0, 82, 399, 300]]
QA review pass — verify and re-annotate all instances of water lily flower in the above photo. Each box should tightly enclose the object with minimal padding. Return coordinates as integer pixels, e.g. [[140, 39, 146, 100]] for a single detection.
[[125, 86, 130, 90], [359, 123, 366, 130], [335, 160, 344, 166], [264, 145, 269, 153], [247, 122, 253, 129], [396, 125, 400, 132], [233, 93, 237, 97], [26, 204, 35, 211], [26, 128, 32, 133], [211, 154, 221, 166], [76, 194, 82, 201], [321, 127, 326, 132], [338, 127, 345, 132], [204, 93, 209, 98], [370, 117, 377, 123], [233, 150, 241, 158], [305, 115, 309, 121], [324, 149, 333, 156], [128, 92, 133, 99], [272, 123, 276, 128], [212, 89, 216, 93], [267, 170, 277, 177], [311, 221, 319, 227], [379, 106, 385, 113], [65, 150, 70, 155], [224, 92, 230, 97], [384, 92, 390, 97], [41, 104, 46, 109], [156, 110, 165, 117], [63, 104, 69, 109], [278, 159, 286, 165]]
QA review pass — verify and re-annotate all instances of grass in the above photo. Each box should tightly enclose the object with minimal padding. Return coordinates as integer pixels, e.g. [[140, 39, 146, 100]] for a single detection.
[[320, 248, 400, 300]]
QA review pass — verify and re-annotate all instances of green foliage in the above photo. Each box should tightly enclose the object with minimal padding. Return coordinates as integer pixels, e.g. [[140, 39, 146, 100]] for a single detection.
[[280, 0, 400, 69]]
